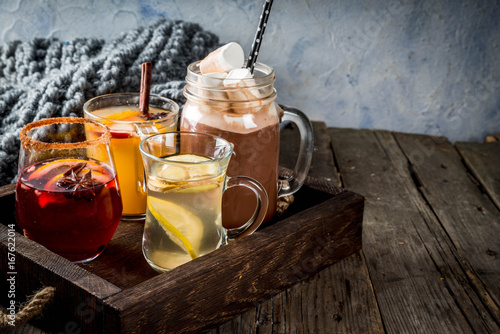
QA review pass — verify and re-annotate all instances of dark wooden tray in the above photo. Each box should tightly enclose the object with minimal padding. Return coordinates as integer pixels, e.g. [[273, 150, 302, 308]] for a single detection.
[[0, 173, 363, 333]]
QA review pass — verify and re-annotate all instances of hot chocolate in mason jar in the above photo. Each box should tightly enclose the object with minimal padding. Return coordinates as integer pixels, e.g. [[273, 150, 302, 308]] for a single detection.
[[181, 42, 313, 229]]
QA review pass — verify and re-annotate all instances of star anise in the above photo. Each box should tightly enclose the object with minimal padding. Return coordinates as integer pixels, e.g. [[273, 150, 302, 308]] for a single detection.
[[56, 162, 104, 201], [142, 112, 169, 121]]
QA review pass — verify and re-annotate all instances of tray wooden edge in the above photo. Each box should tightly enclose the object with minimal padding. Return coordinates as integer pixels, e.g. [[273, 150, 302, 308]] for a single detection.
[[102, 189, 364, 333]]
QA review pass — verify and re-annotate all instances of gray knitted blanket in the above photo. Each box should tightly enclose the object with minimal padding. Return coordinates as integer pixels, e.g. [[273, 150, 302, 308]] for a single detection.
[[0, 19, 219, 186]]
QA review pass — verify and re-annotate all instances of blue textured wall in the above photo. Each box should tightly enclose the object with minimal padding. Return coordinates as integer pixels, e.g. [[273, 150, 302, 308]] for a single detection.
[[1, 0, 499, 142]]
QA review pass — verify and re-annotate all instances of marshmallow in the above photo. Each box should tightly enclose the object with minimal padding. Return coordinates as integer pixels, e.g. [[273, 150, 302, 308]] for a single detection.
[[202, 72, 227, 87], [197, 72, 227, 100], [200, 42, 244, 74], [205, 72, 228, 79], [225, 68, 253, 81], [224, 68, 261, 105]]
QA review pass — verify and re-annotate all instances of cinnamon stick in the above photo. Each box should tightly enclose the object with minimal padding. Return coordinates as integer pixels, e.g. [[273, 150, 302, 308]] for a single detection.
[[139, 62, 152, 117]]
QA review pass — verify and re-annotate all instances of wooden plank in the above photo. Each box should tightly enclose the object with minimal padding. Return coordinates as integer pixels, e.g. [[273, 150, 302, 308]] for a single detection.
[[381, 131, 500, 333], [217, 122, 380, 334], [280, 121, 341, 186], [270, 124, 381, 334], [103, 186, 364, 333], [222, 250, 382, 334], [78, 221, 159, 290], [394, 132, 500, 326], [455, 141, 500, 210], [294, 252, 383, 333], [309, 121, 341, 185], [328, 128, 498, 333]]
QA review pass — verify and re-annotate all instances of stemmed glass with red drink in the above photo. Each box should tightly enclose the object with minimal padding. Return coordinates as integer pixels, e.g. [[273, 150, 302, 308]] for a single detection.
[[15, 117, 122, 263]]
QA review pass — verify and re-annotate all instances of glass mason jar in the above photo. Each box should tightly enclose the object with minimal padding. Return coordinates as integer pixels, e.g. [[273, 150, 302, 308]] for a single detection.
[[181, 61, 313, 227]]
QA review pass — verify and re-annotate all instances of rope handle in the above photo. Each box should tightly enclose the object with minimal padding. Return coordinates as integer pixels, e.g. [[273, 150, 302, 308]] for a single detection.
[[0, 286, 55, 327]]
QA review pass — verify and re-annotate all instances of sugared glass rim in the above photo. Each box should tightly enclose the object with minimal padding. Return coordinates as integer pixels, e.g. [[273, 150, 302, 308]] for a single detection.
[[83, 92, 180, 125], [19, 117, 111, 152]]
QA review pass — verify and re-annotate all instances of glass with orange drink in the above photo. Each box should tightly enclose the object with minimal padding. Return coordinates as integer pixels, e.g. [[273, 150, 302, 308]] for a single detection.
[[84, 93, 179, 220]]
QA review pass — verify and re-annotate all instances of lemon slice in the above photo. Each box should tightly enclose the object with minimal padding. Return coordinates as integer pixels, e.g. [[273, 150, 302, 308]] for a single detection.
[[147, 175, 178, 192], [163, 154, 218, 179], [176, 182, 219, 193], [158, 165, 189, 181], [147, 197, 203, 260]]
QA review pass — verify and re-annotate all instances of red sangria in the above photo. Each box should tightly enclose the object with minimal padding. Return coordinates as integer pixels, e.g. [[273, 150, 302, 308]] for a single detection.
[[16, 158, 122, 262], [16, 117, 122, 263]]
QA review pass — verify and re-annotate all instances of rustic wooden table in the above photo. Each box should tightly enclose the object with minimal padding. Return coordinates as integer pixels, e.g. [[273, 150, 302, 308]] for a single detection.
[[2, 122, 499, 333], [211, 122, 500, 334]]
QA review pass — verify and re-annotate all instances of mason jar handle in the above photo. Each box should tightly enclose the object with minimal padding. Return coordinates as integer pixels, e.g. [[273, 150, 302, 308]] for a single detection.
[[278, 104, 314, 197], [225, 176, 269, 239]]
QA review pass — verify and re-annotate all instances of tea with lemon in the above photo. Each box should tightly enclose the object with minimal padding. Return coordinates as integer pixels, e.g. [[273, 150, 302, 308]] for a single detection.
[[142, 154, 225, 271]]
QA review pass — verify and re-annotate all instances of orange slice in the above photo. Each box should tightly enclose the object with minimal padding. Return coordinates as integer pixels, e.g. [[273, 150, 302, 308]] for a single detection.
[[28, 158, 84, 181], [104, 110, 140, 121], [33, 159, 111, 191]]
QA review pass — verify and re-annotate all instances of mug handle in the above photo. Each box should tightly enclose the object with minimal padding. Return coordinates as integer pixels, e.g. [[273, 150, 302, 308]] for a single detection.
[[225, 176, 269, 239], [278, 104, 314, 197]]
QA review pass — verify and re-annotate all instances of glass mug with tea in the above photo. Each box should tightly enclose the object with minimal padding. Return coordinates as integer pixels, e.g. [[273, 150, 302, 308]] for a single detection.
[[84, 93, 179, 220], [139, 131, 269, 272], [15, 117, 122, 263], [181, 46, 313, 228]]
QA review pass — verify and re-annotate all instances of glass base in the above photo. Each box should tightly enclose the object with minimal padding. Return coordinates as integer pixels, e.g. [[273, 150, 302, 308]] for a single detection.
[[121, 213, 146, 221], [71, 251, 103, 263], [23, 234, 107, 263], [145, 257, 171, 273], [55, 247, 106, 263], [142, 233, 227, 273]]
